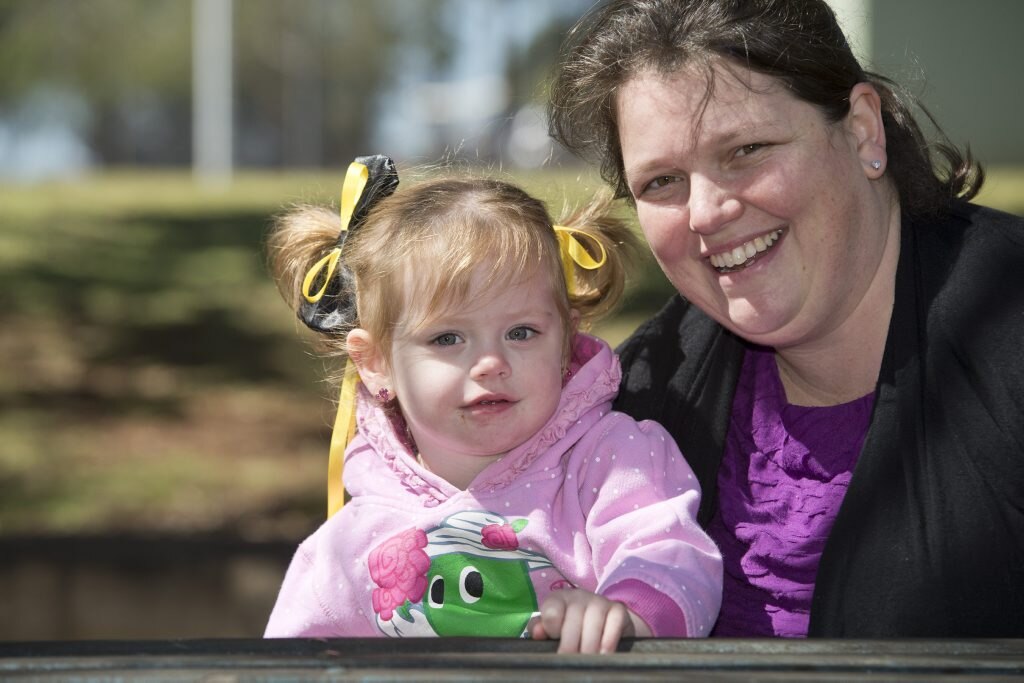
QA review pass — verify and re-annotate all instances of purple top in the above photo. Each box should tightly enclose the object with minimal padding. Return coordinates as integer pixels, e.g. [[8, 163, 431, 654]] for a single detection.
[[707, 347, 874, 637]]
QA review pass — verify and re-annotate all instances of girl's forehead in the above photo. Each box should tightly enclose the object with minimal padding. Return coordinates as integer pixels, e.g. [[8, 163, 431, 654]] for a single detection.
[[397, 259, 559, 329]]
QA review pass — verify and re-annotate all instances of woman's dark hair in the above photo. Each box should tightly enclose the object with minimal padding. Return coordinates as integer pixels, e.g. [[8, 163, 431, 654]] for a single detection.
[[548, 0, 982, 218]]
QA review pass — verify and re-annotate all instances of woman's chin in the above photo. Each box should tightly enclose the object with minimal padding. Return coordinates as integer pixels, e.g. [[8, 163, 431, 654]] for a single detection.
[[719, 305, 801, 347]]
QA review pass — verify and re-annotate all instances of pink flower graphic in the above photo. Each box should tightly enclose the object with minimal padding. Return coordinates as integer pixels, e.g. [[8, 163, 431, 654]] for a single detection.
[[368, 528, 430, 621], [481, 523, 519, 550]]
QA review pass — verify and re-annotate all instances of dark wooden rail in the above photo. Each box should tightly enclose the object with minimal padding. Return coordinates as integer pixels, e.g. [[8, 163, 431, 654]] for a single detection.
[[2, 638, 1023, 681]]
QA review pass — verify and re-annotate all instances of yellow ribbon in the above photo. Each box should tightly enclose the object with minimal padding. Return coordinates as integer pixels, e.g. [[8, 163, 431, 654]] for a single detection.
[[327, 361, 360, 517], [553, 225, 607, 296], [296, 160, 372, 517], [301, 161, 370, 304], [302, 249, 341, 303]]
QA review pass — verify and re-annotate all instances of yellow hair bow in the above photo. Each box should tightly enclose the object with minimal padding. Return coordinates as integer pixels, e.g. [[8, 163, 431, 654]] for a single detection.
[[553, 225, 607, 296], [301, 161, 369, 304], [300, 160, 370, 518]]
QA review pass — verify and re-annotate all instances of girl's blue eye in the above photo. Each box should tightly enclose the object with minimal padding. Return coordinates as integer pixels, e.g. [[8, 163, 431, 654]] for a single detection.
[[433, 333, 461, 346], [507, 326, 536, 341]]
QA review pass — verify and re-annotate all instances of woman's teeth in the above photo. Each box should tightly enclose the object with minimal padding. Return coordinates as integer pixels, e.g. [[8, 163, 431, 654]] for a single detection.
[[709, 229, 782, 272]]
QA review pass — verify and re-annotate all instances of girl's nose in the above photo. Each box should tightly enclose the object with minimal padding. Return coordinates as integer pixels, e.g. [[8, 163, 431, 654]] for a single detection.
[[470, 350, 511, 380], [688, 173, 743, 234]]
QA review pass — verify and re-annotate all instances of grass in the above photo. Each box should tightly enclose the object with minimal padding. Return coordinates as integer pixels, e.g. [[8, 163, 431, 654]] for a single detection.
[[0, 167, 671, 539], [2, 165, 1019, 539]]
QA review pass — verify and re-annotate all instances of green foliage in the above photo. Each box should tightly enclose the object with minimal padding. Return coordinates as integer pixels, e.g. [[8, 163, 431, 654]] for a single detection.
[[0, 168, 668, 537], [0, 1, 190, 100], [6, 166, 1019, 537], [0, 172, 329, 536], [0, 0, 467, 166]]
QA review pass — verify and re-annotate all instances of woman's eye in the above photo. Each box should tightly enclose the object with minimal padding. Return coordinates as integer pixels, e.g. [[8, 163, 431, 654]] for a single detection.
[[432, 332, 461, 346], [736, 143, 765, 157], [507, 326, 537, 341], [646, 175, 680, 192]]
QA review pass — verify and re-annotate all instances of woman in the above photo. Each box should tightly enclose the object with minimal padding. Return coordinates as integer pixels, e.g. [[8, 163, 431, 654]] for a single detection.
[[549, 0, 1024, 637]]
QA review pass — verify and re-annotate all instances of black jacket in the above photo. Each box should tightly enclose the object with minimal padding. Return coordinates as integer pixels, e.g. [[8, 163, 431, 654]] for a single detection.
[[613, 202, 1024, 637]]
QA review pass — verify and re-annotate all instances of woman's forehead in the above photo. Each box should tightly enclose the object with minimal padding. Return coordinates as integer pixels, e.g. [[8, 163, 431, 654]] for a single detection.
[[617, 62, 809, 166], [623, 61, 788, 118]]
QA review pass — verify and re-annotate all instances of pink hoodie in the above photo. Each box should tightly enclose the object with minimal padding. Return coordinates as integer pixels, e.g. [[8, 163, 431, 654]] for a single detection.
[[265, 334, 722, 639]]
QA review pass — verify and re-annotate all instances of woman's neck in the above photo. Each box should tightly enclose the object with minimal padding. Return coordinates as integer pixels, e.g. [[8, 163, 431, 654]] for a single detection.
[[775, 337, 886, 406]]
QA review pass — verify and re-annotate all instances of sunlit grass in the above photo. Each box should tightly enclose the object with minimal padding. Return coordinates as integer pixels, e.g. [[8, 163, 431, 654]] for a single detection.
[[974, 165, 1024, 216], [1, 165, 1019, 536], [0, 165, 612, 217]]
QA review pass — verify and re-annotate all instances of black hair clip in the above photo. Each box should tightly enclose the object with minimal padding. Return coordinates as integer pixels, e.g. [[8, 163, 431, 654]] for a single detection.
[[298, 155, 399, 333]]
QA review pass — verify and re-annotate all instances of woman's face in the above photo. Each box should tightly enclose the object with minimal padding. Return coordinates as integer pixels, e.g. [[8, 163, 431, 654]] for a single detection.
[[616, 63, 895, 351]]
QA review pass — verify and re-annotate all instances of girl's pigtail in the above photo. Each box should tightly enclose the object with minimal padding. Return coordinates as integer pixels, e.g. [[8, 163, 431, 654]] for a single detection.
[[268, 155, 399, 341], [266, 155, 399, 519], [297, 155, 399, 335], [267, 206, 344, 336], [556, 189, 640, 327]]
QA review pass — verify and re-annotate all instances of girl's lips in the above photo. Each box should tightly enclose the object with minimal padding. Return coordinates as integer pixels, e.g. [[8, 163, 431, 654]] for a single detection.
[[708, 228, 784, 273], [463, 395, 514, 409], [462, 398, 515, 416]]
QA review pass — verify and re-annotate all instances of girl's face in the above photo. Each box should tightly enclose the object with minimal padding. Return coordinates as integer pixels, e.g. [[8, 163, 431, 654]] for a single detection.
[[383, 264, 568, 489], [615, 63, 896, 352]]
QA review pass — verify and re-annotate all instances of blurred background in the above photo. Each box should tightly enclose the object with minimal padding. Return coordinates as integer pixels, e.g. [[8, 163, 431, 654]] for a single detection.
[[0, 0, 1021, 641]]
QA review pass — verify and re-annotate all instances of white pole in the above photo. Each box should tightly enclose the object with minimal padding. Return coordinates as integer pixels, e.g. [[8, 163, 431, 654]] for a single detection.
[[827, 0, 873, 67], [193, 0, 234, 185]]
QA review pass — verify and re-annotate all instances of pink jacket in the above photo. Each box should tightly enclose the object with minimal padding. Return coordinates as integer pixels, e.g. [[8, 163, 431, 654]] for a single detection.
[[265, 334, 722, 639]]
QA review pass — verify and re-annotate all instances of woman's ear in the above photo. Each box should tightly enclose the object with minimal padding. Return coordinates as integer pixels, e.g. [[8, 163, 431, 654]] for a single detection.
[[846, 82, 887, 179], [346, 328, 391, 396]]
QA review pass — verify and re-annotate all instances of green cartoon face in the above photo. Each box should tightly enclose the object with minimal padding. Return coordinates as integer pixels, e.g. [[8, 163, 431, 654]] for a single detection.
[[422, 552, 539, 637]]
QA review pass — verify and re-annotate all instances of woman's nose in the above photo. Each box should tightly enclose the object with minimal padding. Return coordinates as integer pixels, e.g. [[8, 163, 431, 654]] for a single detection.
[[470, 349, 511, 380], [688, 174, 742, 234]]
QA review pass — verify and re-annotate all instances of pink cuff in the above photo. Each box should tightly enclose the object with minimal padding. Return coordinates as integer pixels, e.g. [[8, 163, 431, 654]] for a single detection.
[[604, 579, 688, 638]]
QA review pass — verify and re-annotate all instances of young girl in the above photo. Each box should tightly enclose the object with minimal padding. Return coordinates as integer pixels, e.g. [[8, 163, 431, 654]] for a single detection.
[[263, 155, 722, 653]]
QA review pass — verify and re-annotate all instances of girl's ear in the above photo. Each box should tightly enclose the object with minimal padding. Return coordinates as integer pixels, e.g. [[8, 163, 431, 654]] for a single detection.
[[846, 82, 887, 179], [346, 328, 391, 396]]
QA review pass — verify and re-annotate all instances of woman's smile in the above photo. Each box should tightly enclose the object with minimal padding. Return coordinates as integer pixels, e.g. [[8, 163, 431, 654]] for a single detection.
[[708, 228, 785, 273]]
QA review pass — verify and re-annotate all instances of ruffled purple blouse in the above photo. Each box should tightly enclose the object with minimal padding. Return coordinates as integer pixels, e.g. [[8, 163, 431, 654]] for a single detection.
[[707, 347, 874, 637]]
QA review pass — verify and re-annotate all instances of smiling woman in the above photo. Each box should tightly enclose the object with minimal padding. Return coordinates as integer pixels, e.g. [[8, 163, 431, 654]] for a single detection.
[[549, 0, 1024, 637], [617, 67, 898, 369]]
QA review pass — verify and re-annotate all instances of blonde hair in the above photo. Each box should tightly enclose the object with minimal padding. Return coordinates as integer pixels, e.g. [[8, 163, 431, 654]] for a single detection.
[[267, 171, 638, 374]]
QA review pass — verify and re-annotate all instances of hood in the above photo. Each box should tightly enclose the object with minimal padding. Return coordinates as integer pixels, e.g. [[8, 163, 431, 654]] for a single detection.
[[345, 333, 621, 506]]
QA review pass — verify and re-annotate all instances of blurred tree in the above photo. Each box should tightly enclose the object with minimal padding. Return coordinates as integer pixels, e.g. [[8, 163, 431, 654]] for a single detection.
[[498, 2, 593, 167], [0, 0, 456, 169], [0, 0, 191, 164], [505, 10, 578, 105], [233, 0, 453, 167]]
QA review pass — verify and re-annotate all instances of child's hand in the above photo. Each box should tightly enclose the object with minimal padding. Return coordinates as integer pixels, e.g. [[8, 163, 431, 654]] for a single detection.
[[530, 588, 651, 654]]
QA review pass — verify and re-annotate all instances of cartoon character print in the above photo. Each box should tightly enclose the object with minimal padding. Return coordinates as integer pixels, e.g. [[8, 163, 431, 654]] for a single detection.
[[368, 510, 570, 638]]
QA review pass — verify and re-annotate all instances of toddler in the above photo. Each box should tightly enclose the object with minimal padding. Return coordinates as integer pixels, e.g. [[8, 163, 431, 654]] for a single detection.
[[263, 155, 722, 652]]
